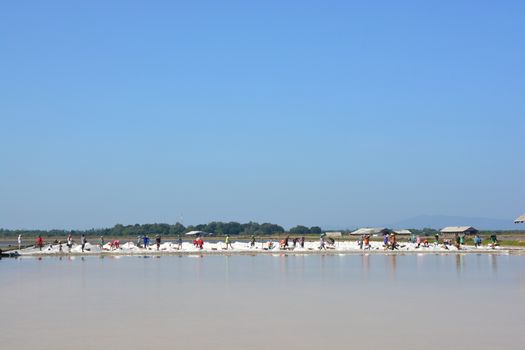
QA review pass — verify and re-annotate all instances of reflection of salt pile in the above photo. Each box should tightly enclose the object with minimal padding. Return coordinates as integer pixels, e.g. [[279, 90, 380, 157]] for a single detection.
[[16, 238, 506, 256]]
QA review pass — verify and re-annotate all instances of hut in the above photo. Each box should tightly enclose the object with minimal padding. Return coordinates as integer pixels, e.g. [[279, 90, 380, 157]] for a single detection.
[[440, 226, 478, 235], [350, 227, 391, 236], [325, 231, 342, 238], [514, 213, 525, 224]]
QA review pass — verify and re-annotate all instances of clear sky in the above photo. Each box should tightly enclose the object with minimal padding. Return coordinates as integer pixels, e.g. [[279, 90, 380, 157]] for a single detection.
[[1, 0, 524, 230]]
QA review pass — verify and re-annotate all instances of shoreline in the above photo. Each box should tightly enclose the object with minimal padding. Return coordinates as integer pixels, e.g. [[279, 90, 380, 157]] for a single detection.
[[11, 250, 521, 257]]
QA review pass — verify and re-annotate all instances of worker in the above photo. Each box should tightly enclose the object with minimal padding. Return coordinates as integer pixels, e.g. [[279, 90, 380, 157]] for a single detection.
[[225, 235, 233, 250], [36, 235, 44, 251]]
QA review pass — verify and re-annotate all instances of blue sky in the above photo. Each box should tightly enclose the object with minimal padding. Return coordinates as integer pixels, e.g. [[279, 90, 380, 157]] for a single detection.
[[1, 0, 524, 230]]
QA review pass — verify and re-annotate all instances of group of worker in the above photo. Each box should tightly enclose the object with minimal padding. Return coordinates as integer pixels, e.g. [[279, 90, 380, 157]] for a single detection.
[[20, 231, 501, 253], [352, 232, 500, 251], [411, 233, 498, 250], [279, 235, 306, 249], [31, 233, 88, 252]]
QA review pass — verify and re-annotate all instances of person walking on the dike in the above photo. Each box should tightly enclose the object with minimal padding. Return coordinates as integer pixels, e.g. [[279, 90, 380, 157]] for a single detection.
[[81, 234, 87, 252], [225, 235, 234, 250], [156, 235, 161, 251]]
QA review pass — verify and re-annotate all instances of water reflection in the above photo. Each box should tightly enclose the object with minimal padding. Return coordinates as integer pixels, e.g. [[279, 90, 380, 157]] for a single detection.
[[1, 254, 524, 350], [224, 255, 230, 281], [455, 254, 464, 274], [319, 254, 326, 280], [279, 254, 288, 282], [388, 254, 397, 279], [488, 254, 498, 273], [361, 254, 370, 275], [416, 253, 424, 271]]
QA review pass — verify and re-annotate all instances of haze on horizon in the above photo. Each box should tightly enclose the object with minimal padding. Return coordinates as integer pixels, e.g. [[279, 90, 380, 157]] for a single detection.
[[1, 0, 524, 230]]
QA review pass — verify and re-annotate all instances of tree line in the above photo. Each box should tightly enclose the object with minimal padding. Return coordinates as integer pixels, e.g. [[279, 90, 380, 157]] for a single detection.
[[0, 222, 324, 237]]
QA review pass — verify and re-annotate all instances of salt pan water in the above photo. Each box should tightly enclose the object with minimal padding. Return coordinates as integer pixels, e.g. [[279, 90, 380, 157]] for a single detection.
[[1, 253, 524, 350]]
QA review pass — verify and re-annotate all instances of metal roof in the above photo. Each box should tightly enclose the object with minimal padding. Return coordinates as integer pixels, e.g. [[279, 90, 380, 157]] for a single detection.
[[440, 226, 477, 233], [393, 229, 412, 235], [350, 227, 390, 235], [185, 230, 208, 236], [515, 214, 525, 223]]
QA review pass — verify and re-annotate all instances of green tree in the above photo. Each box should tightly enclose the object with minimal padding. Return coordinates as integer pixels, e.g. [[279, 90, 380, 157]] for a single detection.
[[309, 226, 322, 234], [289, 225, 310, 234], [169, 223, 185, 236]]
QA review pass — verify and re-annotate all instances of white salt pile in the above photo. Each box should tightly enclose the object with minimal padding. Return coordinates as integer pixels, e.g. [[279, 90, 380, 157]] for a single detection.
[[16, 238, 508, 256]]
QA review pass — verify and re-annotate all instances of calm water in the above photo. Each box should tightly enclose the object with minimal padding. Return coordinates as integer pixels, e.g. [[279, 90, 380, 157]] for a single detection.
[[1, 254, 524, 350]]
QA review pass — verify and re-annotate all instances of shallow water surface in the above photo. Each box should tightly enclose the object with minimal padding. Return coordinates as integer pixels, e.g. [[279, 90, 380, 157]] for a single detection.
[[1, 254, 524, 350]]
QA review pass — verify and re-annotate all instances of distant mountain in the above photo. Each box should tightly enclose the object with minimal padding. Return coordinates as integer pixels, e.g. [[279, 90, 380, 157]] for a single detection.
[[390, 215, 520, 230]]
